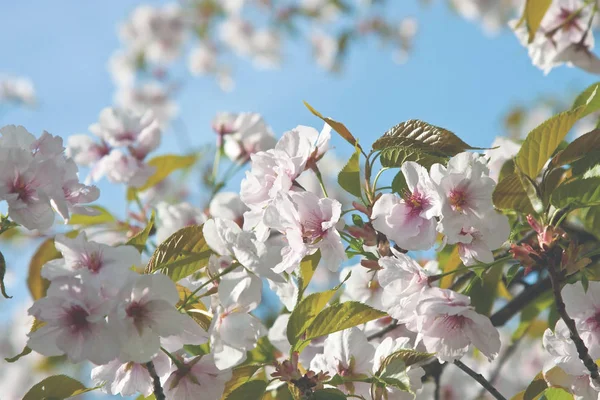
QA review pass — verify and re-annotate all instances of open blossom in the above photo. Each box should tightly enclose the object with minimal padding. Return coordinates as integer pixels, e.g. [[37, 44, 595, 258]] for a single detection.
[[116, 83, 178, 126], [311, 31, 339, 70], [110, 274, 193, 363], [120, 4, 187, 64], [371, 161, 437, 251], [341, 264, 384, 310], [163, 354, 232, 400], [264, 191, 346, 273], [41, 232, 140, 290], [91, 352, 170, 397], [310, 327, 375, 397], [378, 250, 432, 324], [219, 112, 276, 162], [210, 270, 265, 370], [456, 211, 510, 266], [430, 152, 496, 243], [209, 192, 248, 224], [27, 278, 119, 364], [156, 202, 207, 243], [373, 337, 425, 399], [511, 0, 595, 74], [484, 137, 520, 182], [415, 287, 500, 362], [562, 282, 600, 351], [0, 125, 99, 230]]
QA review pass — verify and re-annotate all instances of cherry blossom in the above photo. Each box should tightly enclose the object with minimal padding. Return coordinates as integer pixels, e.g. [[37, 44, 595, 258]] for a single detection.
[[163, 354, 232, 400], [155, 202, 207, 243]]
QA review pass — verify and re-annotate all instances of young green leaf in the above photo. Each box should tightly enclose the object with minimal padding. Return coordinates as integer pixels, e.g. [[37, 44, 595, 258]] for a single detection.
[[540, 387, 575, 400], [550, 177, 600, 210], [299, 250, 321, 299], [126, 212, 155, 253], [145, 224, 212, 281], [223, 379, 267, 400], [28, 238, 61, 300], [127, 153, 197, 200], [0, 251, 9, 298], [304, 101, 361, 150], [551, 129, 600, 167], [338, 144, 362, 197], [524, 0, 553, 43], [572, 82, 600, 118], [302, 301, 386, 342], [492, 173, 535, 214], [223, 365, 263, 398], [68, 205, 116, 226], [23, 375, 99, 400], [391, 169, 408, 194], [287, 287, 338, 345], [523, 372, 548, 400]]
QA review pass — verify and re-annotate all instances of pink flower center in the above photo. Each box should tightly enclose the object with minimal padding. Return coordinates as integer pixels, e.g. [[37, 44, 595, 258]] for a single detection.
[[404, 189, 429, 216], [127, 301, 150, 333], [440, 314, 466, 331], [78, 251, 103, 273], [448, 188, 468, 212], [302, 215, 326, 245], [584, 310, 600, 332], [557, 7, 583, 32], [10, 174, 35, 203], [65, 305, 90, 333]]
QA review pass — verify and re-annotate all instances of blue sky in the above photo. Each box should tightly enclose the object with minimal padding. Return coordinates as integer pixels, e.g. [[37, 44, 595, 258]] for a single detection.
[[1, 0, 599, 334]]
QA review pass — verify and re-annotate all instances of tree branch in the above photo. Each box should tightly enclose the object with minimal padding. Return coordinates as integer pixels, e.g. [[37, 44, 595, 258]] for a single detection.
[[453, 360, 507, 400], [490, 275, 551, 327], [146, 361, 166, 400], [547, 262, 600, 387]]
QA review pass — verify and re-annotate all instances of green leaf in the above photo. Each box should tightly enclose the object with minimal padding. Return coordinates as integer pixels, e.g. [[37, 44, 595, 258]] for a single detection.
[[68, 206, 116, 226], [572, 82, 600, 118], [287, 287, 338, 346], [524, 0, 553, 43], [0, 250, 9, 298], [506, 264, 522, 286], [338, 145, 362, 197], [540, 387, 574, 400], [299, 251, 321, 300], [23, 375, 99, 400], [377, 349, 434, 373], [552, 129, 600, 167], [223, 379, 267, 400], [304, 101, 361, 150], [492, 173, 535, 214], [372, 119, 479, 153], [513, 292, 553, 341], [468, 263, 504, 316], [127, 154, 197, 200], [550, 177, 600, 210], [581, 206, 600, 239], [302, 301, 386, 342], [523, 372, 548, 400], [126, 212, 155, 253], [245, 336, 278, 364], [391, 169, 408, 194], [28, 238, 61, 300], [145, 225, 212, 281], [515, 93, 600, 178], [135, 395, 155, 400], [223, 365, 263, 397], [312, 388, 348, 399], [377, 358, 410, 392]]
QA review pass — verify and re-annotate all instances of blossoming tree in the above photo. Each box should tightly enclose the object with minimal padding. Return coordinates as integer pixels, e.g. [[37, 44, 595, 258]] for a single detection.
[[3, 1, 600, 400]]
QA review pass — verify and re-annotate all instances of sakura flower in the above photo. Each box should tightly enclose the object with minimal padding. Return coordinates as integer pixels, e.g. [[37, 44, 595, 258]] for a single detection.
[[209, 192, 248, 224], [110, 273, 189, 363], [415, 287, 500, 362], [373, 337, 425, 399], [430, 152, 496, 243], [0, 75, 36, 105], [108, 50, 138, 87], [511, 0, 595, 74], [210, 270, 265, 369], [95, 149, 156, 187], [310, 327, 375, 397], [251, 29, 282, 69], [89, 107, 161, 159], [163, 354, 232, 400], [378, 250, 432, 324], [155, 202, 207, 243], [41, 232, 141, 288], [188, 43, 218, 76], [27, 278, 119, 364], [219, 17, 254, 56], [311, 31, 339, 71], [561, 281, 600, 351], [91, 352, 170, 397], [371, 161, 437, 251], [264, 191, 346, 273], [456, 211, 510, 266], [66, 134, 110, 167], [340, 264, 384, 310], [116, 82, 178, 126], [221, 112, 276, 162], [484, 137, 520, 182]]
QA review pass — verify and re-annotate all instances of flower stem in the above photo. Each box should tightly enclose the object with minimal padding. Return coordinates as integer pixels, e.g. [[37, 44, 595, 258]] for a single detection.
[[453, 360, 506, 400], [178, 263, 239, 310], [313, 165, 329, 197], [547, 261, 600, 386], [145, 360, 166, 400]]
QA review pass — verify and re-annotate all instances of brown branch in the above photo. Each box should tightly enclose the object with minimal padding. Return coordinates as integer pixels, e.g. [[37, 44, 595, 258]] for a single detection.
[[547, 262, 600, 387], [490, 275, 551, 327], [453, 360, 507, 400], [146, 361, 166, 400]]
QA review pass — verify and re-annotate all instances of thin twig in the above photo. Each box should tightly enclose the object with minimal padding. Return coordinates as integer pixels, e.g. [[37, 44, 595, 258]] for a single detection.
[[146, 361, 166, 400], [547, 261, 600, 386], [453, 360, 507, 400]]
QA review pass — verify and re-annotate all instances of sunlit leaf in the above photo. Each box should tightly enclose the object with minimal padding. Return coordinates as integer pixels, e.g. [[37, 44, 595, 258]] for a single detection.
[[223, 365, 263, 397], [28, 238, 61, 300], [540, 387, 574, 400], [572, 82, 600, 118], [223, 379, 267, 400], [492, 173, 535, 214], [523, 371, 548, 400], [68, 205, 115, 226], [127, 154, 197, 200], [145, 225, 212, 281], [304, 101, 361, 150], [23, 374, 99, 400], [338, 144, 362, 197], [126, 212, 155, 253], [287, 288, 338, 346], [550, 177, 600, 210], [524, 0, 553, 43], [299, 250, 321, 299], [552, 129, 600, 167]]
